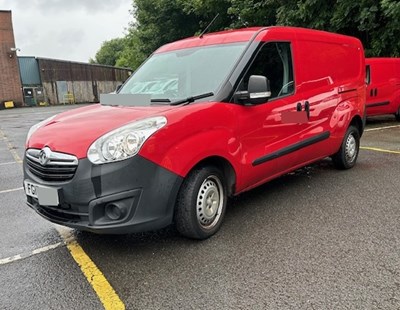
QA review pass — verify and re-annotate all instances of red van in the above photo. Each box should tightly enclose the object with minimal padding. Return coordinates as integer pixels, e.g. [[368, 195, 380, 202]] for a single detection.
[[24, 27, 366, 239], [366, 58, 400, 120]]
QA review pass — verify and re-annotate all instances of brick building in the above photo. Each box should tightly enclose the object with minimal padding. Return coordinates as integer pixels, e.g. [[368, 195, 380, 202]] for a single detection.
[[1, 10, 131, 107], [0, 10, 23, 107]]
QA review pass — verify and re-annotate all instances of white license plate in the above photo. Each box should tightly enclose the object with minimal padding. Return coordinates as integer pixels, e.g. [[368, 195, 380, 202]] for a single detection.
[[24, 181, 59, 206]]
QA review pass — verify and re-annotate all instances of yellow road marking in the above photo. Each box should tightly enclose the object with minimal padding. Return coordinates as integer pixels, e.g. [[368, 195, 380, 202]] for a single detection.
[[360, 146, 400, 154], [2, 228, 124, 309], [55, 225, 126, 310], [0, 126, 125, 309], [66, 240, 125, 310], [0, 129, 23, 163]]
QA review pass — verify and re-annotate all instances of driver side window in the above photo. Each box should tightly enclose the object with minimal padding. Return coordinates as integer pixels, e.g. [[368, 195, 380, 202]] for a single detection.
[[240, 42, 294, 100]]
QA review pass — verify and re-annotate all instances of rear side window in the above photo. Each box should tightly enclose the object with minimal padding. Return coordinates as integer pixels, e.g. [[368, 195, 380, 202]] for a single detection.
[[239, 42, 294, 99]]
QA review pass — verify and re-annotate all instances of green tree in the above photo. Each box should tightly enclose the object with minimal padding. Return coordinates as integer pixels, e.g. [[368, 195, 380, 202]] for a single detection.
[[92, 0, 400, 69], [275, 0, 400, 56], [92, 37, 126, 66], [229, 0, 279, 28], [115, 30, 145, 69], [178, 0, 233, 31], [119, 0, 234, 69], [132, 0, 200, 58], [369, 0, 400, 56]]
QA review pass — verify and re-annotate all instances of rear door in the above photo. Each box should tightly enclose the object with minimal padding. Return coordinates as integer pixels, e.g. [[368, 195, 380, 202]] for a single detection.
[[366, 61, 392, 115]]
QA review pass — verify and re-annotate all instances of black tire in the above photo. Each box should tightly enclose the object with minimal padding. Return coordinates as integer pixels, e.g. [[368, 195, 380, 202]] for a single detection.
[[332, 125, 360, 170], [174, 166, 227, 240], [395, 106, 400, 122]]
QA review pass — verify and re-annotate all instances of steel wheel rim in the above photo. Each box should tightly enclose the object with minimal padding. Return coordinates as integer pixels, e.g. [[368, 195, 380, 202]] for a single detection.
[[196, 175, 224, 229], [345, 133, 357, 163]]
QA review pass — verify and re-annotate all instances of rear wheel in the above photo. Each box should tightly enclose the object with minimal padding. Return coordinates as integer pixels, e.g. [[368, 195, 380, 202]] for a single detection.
[[332, 125, 360, 170], [174, 166, 227, 239]]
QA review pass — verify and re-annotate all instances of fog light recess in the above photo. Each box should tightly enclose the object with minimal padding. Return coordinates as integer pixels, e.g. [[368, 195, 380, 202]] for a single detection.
[[105, 203, 126, 220]]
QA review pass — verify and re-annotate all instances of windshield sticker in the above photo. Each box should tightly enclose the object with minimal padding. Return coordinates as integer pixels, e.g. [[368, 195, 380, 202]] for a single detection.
[[100, 94, 151, 106]]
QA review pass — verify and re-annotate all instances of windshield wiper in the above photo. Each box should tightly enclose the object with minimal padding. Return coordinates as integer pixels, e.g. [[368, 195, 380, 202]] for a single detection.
[[149, 92, 214, 106], [150, 98, 171, 104], [170, 92, 214, 106]]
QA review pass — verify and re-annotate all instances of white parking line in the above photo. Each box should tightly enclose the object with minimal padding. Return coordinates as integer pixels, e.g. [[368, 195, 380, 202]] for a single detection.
[[1, 124, 126, 309], [0, 162, 18, 166], [365, 124, 400, 132], [0, 111, 58, 118], [0, 242, 64, 265], [0, 129, 23, 164], [0, 187, 23, 194]]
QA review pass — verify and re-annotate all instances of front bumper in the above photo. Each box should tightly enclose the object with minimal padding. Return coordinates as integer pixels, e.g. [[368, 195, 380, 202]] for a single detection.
[[23, 155, 183, 234]]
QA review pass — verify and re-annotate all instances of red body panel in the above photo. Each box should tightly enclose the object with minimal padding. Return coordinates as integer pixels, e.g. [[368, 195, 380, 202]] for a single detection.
[[27, 27, 366, 195], [27, 104, 176, 158], [366, 58, 400, 116], [143, 28, 365, 193]]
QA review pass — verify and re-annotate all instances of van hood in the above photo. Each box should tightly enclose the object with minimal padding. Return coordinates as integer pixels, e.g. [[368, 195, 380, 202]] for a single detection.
[[27, 104, 175, 159]]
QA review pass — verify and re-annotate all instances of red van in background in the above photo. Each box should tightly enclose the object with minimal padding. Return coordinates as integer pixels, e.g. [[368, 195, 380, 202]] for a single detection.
[[366, 58, 400, 120], [23, 27, 366, 239]]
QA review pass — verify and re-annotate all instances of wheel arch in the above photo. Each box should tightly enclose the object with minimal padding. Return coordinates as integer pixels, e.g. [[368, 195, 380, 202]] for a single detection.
[[189, 156, 237, 197], [350, 114, 364, 137]]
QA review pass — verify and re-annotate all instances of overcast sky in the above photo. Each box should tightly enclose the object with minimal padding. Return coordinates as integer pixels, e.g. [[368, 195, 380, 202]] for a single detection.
[[1, 0, 132, 62]]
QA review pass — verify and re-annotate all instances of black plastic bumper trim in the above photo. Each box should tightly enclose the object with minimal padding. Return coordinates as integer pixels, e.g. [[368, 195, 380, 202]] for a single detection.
[[366, 101, 390, 108], [252, 131, 331, 166], [24, 155, 184, 234]]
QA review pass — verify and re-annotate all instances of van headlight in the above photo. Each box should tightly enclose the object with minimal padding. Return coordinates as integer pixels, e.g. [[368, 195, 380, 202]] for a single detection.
[[87, 116, 167, 164], [26, 114, 58, 143]]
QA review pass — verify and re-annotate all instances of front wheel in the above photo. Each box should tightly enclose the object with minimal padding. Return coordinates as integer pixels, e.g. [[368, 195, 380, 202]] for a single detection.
[[174, 166, 227, 240], [332, 125, 360, 170]]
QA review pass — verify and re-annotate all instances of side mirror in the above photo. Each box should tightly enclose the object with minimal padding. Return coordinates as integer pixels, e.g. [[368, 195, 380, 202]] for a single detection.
[[234, 75, 271, 104]]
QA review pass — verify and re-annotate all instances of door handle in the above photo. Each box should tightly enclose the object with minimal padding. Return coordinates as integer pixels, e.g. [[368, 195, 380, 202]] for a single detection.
[[296, 102, 302, 111], [304, 101, 310, 119], [374, 88, 378, 96]]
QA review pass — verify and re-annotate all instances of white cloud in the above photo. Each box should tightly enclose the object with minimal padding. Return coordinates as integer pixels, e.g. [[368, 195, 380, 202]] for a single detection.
[[10, 0, 129, 14], [0, 0, 133, 62]]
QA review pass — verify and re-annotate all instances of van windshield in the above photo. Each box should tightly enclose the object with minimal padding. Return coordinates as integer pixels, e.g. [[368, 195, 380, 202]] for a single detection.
[[118, 42, 247, 104]]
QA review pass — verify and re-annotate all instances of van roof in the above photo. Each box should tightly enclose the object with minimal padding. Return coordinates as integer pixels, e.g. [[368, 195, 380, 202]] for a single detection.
[[155, 26, 362, 53], [155, 27, 263, 53]]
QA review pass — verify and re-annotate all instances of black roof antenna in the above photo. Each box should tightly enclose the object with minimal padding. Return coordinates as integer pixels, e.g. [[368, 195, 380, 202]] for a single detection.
[[199, 13, 220, 38]]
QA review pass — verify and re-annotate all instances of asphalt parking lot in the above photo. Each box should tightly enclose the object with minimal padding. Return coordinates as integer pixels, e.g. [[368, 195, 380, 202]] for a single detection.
[[0, 105, 399, 310]]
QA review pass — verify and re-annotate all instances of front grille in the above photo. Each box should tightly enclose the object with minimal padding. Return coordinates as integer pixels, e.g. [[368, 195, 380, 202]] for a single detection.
[[26, 148, 78, 182]]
